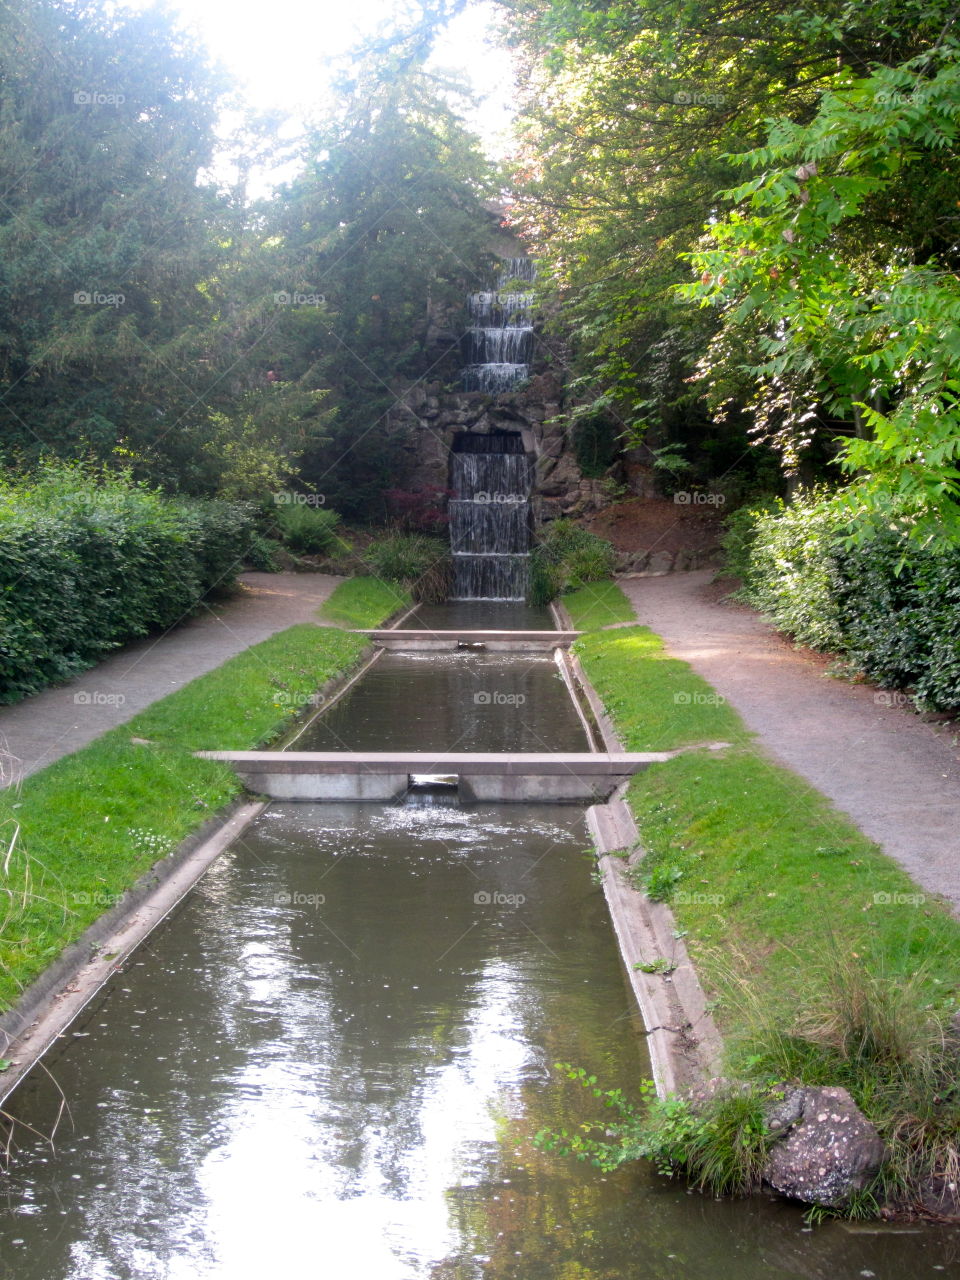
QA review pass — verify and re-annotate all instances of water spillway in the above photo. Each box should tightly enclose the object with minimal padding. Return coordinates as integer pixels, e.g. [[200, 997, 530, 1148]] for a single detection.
[[449, 433, 533, 602], [461, 259, 536, 395]]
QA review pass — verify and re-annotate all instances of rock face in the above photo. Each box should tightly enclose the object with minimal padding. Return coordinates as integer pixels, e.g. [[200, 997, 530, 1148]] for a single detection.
[[390, 371, 606, 521], [762, 1085, 885, 1207]]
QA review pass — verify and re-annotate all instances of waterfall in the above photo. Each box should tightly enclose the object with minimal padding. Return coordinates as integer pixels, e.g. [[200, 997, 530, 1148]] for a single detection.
[[449, 434, 533, 601], [461, 259, 536, 394]]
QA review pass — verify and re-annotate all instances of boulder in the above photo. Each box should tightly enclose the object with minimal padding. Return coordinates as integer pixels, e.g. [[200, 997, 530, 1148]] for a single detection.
[[647, 550, 675, 575], [762, 1086, 884, 1208]]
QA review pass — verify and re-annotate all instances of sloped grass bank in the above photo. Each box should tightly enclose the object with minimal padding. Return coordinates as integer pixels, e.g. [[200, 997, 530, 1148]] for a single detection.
[[0, 621, 375, 1013], [560, 581, 637, 631], [572, 588, 960, 1211], [317, 575, 410, 629]]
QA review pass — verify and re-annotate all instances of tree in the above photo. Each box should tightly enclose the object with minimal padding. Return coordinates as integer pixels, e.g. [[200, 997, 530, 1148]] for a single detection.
[[271, 63, 499, 518], [0, 0, 329, 496], [497, 0, 958, 484], [683, 43, 960, 545]]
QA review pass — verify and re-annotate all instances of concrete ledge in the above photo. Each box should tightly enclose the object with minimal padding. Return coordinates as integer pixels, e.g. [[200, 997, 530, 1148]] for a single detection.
[[588, 792, 724, 1097], [195, 750, 672, 802], [356, 629, 581, 651]]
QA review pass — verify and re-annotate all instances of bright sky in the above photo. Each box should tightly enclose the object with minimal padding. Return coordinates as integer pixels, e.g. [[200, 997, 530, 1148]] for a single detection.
[[113, 0, 517, 188]]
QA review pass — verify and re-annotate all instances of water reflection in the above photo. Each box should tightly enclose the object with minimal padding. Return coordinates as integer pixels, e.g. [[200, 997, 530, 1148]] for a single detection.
[[1, 804, 959, 1278]]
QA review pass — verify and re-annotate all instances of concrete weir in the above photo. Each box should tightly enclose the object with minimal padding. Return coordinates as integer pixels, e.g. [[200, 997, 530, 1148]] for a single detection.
[[355, 629, 580, 651], [195, 750, 672, 803]]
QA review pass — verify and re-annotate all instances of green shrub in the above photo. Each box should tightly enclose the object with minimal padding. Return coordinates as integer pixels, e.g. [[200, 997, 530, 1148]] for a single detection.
[[530, 519, 616, 604], [0, 463, 257, 703], [363, 533, 451, 603], [735, 493, 960, 710], [271, 502, 343, 554]]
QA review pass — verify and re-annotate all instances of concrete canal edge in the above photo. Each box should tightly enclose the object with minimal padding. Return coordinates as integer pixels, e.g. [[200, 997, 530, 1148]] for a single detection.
[[0, 798, 267, 1106], [551, 600, 725, 1098]]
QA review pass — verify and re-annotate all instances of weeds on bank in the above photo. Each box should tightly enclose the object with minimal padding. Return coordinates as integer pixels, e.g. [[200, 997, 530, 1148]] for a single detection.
[[535, 1065, 775, 1196]]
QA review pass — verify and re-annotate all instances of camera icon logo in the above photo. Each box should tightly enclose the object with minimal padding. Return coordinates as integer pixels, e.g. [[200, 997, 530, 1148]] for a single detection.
[[273, 291, 291, 305], [274, 891, 292, 906], [474, 891, 492, 905], [473, 691, 491, 705], [674, 91, 691, 104], [673, 691, 692, 705]]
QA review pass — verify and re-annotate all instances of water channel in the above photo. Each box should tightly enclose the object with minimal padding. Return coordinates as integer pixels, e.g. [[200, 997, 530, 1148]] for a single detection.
[[0, 605, 957, 1278]]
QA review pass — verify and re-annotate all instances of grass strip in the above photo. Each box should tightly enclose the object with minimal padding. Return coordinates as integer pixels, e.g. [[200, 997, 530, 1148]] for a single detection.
[[317, 575, 410, 629], [573, 623, 960, 1014], [561, 582, 637, 631], [574, 619, 960, 1205], [0, 622, 370, 1012]]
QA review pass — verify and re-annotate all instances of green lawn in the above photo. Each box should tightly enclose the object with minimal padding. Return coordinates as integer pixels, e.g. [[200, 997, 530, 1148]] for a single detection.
[[573, 625, 960, 1032], [317, 575, 410, 629], [561, 581, 636, 630]]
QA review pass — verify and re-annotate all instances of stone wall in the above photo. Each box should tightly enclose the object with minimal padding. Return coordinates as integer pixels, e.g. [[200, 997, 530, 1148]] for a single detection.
[[390, 368, 609, 525]]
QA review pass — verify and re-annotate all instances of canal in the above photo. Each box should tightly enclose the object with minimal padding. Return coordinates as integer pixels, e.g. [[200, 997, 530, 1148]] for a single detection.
[[0, 605, 957, 1278]]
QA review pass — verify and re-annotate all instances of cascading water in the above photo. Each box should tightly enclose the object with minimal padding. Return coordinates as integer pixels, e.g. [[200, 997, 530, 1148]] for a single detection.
[[461, 258, 536, 394], [449, 432, 533, 601]]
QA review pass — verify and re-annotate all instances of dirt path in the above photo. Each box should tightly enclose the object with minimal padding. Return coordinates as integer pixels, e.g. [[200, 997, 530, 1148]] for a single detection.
[[0, 572, 341, 782], [619, 571, 960, 913]]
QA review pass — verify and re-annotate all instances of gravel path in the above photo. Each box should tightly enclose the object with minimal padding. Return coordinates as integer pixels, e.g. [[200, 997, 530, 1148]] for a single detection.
[[0, 572, 342, 782], [619, 571, 960, 913]]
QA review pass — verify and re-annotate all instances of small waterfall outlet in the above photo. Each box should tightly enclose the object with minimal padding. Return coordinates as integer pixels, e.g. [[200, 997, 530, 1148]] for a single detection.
[[449, 432, 533, 601], [461, 257, 536, 394]]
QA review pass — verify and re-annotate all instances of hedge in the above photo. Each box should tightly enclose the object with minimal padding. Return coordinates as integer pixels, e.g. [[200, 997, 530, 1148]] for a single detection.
[[728, 495, 960, 711], [0, 465, 257, 702]]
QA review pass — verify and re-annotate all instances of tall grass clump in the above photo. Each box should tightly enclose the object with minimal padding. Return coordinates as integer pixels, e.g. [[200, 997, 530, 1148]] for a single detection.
[[715, 941, 960, 1206], [530, 520, 616, 605], [363, 533, 451, 602]]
